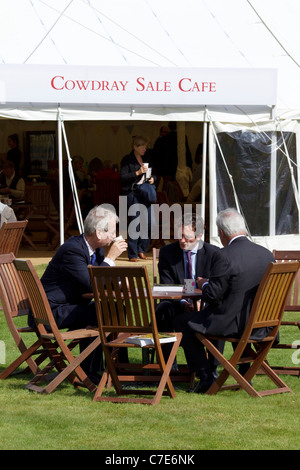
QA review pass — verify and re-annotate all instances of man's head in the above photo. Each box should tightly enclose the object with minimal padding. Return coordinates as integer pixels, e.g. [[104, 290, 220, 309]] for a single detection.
[[84, 205, 119, 249], [216, 208, 247, 246], [178, 212, 204, 251], [72, 155, 85, 171]]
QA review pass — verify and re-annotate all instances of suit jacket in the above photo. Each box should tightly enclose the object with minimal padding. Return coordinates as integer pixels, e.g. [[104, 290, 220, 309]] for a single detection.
[[198, 236, 275, 338], [41, 234, 109, 308], [158, 240, 220, 285]]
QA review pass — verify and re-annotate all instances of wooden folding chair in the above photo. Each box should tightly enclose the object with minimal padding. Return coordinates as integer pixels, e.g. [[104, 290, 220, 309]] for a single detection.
[[0, 220, 28, 256], [0, 253, 47, 379], [24, 184, 52, 248], [88, 265, 182, 405], [270, 250, 300, 375], [14, 259, 101, 394], [195, 261, 299, 397]]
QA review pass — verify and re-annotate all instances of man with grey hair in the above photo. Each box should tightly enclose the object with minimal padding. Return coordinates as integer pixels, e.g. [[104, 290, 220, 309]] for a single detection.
[[155, 212, 220, 365], [173, 207, 274, 393], [32, 205, 127, 384]]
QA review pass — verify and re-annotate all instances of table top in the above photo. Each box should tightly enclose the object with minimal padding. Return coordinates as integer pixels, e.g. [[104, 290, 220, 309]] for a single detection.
[[83, 286, 202, 301], [151, 286, 202, 300]]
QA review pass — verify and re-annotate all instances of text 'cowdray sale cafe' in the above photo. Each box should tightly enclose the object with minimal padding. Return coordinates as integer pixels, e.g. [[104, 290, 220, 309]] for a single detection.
[[0, 64, 276, 106]]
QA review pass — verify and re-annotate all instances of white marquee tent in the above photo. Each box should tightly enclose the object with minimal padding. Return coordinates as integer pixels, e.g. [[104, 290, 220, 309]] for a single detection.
[[0, 0, 300, 249]]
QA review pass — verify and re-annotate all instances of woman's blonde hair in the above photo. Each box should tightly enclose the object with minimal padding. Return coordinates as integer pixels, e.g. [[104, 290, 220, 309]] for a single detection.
[[132, 135, 148, 148]]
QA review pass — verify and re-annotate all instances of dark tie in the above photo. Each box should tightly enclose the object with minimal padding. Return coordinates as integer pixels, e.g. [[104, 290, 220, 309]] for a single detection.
[[90, 253, 96, 265], [187, 251, 193, 279]]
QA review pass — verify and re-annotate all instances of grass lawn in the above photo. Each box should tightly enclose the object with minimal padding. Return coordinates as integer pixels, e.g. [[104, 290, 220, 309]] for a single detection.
[[0, 263, 299, 450]]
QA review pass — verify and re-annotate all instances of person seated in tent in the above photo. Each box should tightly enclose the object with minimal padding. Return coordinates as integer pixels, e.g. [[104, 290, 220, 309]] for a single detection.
[[88, 157, 104, 184], [96, 160, 120, 179], [0, 160, 25, 201], [69, 155, 94, 218], [72, 155, 92, 189], [0, 201, 17, 226], [0, 134, 22, 178]]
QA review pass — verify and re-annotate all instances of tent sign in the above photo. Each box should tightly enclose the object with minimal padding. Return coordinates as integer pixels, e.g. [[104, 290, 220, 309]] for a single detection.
[[0, 64, 277, 106]]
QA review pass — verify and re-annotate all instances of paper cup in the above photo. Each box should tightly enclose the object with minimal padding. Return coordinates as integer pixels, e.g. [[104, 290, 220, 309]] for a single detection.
[[146, 167, 152, 179], [143, 163, 149, 170], [113, 235, 124, 242], [184, 279, 195, 294]]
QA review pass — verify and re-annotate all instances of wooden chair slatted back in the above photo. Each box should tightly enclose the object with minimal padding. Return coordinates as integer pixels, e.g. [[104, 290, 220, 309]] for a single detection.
[[89, 266, 154, 336], [273, 250, 300, 311], [246, 262, 299, 334], [14, 259, 53, 331], [25, 184, 51, 217], [0, 253, 30, 318], [0, 221, 28, 256]]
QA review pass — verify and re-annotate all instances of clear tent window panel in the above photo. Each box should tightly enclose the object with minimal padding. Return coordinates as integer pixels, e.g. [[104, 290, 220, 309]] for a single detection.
[[215, 130, 299, 237]]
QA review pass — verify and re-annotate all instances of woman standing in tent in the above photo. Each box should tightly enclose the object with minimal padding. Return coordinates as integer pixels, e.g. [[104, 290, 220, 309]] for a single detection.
[[120, 136, 156, 262]]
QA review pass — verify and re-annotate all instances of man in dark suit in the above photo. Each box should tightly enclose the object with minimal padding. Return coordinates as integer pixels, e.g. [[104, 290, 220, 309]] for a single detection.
[[38, 205, 127, 383], [174, 208, 275, 393], [155, 212, 220, 365]]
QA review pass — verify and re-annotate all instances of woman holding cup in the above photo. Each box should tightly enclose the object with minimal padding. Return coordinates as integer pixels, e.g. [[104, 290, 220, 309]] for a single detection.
[[120, 136, 156, 262]]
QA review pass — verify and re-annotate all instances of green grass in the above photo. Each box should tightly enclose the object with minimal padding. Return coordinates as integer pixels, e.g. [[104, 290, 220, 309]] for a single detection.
[[0, 263, 300, 450]]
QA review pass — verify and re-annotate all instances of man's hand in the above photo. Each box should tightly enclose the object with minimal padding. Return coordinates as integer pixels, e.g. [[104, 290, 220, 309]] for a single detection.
[[196, 276, 208, 289], [106, 239, 128, 261], [0, 187, 10, 194], [183, 299, 195, 312]]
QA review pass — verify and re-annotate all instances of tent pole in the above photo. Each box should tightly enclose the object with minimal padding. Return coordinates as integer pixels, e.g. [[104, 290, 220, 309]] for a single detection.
[[201, 112, 208, 223], [57, 107, 64, 245], [61, 121, 84, 233]]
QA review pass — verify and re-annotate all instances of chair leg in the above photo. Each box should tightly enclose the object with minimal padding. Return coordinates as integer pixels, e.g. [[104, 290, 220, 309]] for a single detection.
[[26, 337, 100, 394], [0, 338, 44, 380], [93, 335, 181, 405]]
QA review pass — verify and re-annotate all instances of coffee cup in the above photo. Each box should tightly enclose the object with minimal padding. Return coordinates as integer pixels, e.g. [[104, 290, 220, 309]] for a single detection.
[[184, 279, 195, 294], [146, 167, 152, 179], [113, 235, 124, 243]]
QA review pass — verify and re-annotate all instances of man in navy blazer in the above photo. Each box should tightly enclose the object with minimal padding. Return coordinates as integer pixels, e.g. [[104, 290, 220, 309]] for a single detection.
[[174, 208, 275, 393], [155, 212, 220, 371], [39, 205, 127, 383]]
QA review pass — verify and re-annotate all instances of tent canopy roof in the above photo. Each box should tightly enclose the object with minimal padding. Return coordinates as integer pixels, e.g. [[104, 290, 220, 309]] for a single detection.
[[1, 0, 300, 122]]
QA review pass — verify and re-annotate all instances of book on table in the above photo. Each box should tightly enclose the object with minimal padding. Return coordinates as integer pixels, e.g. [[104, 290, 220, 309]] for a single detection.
[[152, 284, 184, 293], [126, 333, 177, 347]]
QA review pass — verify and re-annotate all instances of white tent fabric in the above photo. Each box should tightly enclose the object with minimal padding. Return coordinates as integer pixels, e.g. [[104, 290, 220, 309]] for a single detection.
[[0, 0, 300, 120], [0, 0, 300, 248]]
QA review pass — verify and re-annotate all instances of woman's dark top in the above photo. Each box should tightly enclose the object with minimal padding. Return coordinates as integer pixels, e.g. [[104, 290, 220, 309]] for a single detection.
[[120, 150, 155, 195]]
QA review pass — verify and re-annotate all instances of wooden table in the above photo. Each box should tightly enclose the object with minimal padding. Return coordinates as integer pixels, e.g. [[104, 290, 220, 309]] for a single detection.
[[152, 286, 202, 300], [83, 287, 202, 303]]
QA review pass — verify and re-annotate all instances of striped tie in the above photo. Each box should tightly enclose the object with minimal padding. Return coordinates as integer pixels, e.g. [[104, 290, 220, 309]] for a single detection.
[[187, 251, 193, 279]]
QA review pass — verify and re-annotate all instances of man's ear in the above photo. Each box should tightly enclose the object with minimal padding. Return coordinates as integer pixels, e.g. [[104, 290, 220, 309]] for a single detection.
[[95, 229, 102, 240]]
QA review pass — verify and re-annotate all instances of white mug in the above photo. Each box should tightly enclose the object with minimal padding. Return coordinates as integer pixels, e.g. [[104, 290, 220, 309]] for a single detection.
[[184, 279, 195, 294]]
